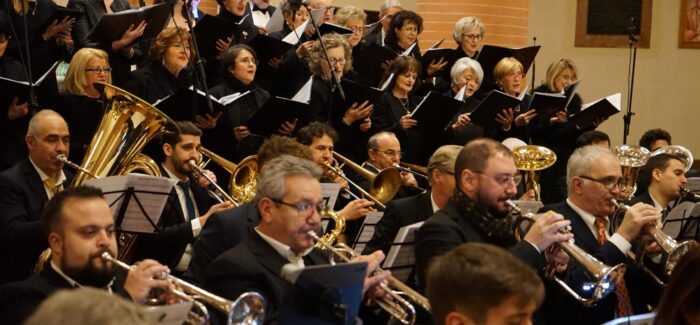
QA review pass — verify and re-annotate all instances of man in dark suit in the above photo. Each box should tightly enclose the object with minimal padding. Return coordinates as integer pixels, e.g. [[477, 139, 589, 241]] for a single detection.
[[185, 135, 315, 284], [632, 153, 687, 214], [0, 110, 74, 284], [204, 155, 387, 324], [131, 121, 233, 273], [0, 186, 171, 324], [542, 145, 662, 324], [247, 0, 277, 32], [363, 144, 461, 255], [415, 138, 572, 293]]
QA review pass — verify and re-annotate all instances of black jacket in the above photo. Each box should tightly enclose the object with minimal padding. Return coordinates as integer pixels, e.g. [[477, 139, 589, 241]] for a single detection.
[[124, 63, 192, 104], [56, 92, 104, 164], [0, 56, 29, 171]]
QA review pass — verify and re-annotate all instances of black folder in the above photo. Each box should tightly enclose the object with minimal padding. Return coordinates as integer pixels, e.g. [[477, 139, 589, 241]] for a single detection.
[[154, 87, 225, 121], [340, 78, 384, 107], [86, 3, 170, 44], [568, 93, 621, 129], [310, 22, 353, 40], [410, 91, 463, 135], [476, 45, 540, 90], [248, 33, 294, 66], [421, 48, 455, 68], [528, 80, 581, 120], [39, 7, 83, 32], [246, 96, 309, 137], [193, 14, 241, 60], [468, 90, 521, 131], [354, 43, 397, 87], [0, 61, 58, 103]]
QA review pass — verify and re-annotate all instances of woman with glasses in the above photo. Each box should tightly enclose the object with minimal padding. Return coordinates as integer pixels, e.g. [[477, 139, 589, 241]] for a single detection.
[[333, 6, 374, 86], [452, 16, 484, 60], [56, 48, 112, 164], [446, 57, 486, 145], [491, 57, 536, 141]]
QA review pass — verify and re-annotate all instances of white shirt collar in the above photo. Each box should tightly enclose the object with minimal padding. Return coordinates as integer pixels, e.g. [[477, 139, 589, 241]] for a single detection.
[[30, 157, 66, 186], [162, 164, 189, 183], [566, 198, 609, 236], [648, 192, 665, 212], [255, 227, 313, 266], [429, 191, 439, 213]]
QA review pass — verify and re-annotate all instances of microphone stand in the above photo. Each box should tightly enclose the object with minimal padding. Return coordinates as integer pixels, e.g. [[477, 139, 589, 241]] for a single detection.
[[623, 17, 638, 145], [23, 0, 38, 109], [180, 0, 215, 116], [530, 36, 536, 89]]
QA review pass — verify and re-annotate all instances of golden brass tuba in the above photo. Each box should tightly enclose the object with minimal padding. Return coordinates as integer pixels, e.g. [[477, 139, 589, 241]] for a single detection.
[[512, 145, 557, 201], [612, 145, 650, 200], [199, 147, 258, 205], [507, 200, 626, 306]]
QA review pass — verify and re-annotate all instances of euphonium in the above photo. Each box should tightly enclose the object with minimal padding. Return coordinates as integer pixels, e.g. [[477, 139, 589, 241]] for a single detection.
[[512, 145, 556, 201], [199, 147, 258, 205], [102, 252, 266, 325], [612, 145, 650, 200], [327, 152, 402, 209], [307, 231, 430, 325], [507, 200, 626, 306], [610, 199, 699, 280], [651, 145, 694, 172]]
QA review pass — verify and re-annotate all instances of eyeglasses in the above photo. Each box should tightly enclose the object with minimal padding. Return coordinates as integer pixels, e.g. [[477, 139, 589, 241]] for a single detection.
[[326, 57, 347, 66], [372, 148, 403, 158], [401, 26, 419, 33], [322, 6, 335, 14], [236, 57, 258, 65], [348, 26, 365, 34], [462, 33, 483, 41], [85, 67, 112, 74], [270, 198, 324, 215], [474, 171, 522, 187], [578, 175, 625, 191], [505, 71, 524, 79]]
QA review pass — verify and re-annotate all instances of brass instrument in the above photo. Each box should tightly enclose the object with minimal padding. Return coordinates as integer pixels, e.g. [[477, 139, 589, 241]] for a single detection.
[[680, 187, 700, 202], [199, 147, 258, 205], [610, 199, 699, 282], [324, 152, 402, 209], [316, 208, 346, 247], [612, 145, 650, 200], [512, 145, 556, 201], [188, 159, 239, 206], [102, 252, 266, 325], [651, 145, 694, 172], [507, 200, 626, 306], [307, 231, 430, 325], [394, 163, 428, 180]]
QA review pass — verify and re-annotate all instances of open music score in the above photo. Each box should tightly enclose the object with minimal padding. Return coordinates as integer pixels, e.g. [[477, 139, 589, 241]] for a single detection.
[[352, 211, 384, 255], [383, 221, 424, 283]]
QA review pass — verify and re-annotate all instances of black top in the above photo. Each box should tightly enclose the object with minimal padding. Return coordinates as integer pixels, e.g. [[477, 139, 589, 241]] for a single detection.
[[0, 56, 29, 171], [372, 90, 428, 165], [55, 92, 104, 164], [124, 63, 192, 104], [445, 88, 484, 145]]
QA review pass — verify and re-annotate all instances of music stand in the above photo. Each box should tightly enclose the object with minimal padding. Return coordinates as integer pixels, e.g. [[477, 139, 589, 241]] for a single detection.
[[665, 201, 700, 241], [351, 211, 383, 254], [383, 221, 423, 284]]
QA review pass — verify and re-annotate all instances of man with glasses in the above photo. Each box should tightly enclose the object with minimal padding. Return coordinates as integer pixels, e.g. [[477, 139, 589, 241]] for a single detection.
[[203, 155, 388, 324], [355, 132, 421, 200], [542, 145, 661, 324], [415, 138, 572, 293]]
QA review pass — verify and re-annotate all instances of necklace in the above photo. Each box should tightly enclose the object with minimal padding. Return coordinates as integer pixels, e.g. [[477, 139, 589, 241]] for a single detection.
[[396, 96, 410, 114]]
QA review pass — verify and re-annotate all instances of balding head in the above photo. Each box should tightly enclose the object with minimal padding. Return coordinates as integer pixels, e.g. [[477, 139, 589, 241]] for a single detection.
[[26, 110, 70, 178]]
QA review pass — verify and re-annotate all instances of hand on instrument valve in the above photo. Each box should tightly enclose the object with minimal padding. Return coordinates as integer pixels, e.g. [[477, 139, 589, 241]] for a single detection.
[[278, 118, 297, 136], [192, 168, 217, 189], [615, 202, 660, 244], [399, 114, 417, 130], [400, 170, 417, 188], [544, 245, 570, 273], [518, 189, 537, 201], [339, 198, 374, 221], [522, 211, 573, 252], [451, 113, 470, 131], [351, 250, 391, 298], [342, 100, 373, 126], [514, 109, 537, 127], [123, 259, 172, 304]]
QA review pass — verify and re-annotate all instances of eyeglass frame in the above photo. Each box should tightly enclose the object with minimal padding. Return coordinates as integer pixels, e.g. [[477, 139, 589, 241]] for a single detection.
[[269, 197, 325, 215], [462, 33, 483, 41], [370, 148, 403, 158], [473, 171, 522, 187], [577, 175, 625, 191], [324, 57, 347, 66], [235, 57, 259, 65], [85, 67, 113, 74]]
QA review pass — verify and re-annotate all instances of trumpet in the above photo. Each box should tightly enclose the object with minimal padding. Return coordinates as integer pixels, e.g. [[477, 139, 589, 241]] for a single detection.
[[507, 200, 626, 306], [188, 160, 240, 206], [610, 199, 699, 282], [307, 230, 430, 325], [101, 252, 266, 325]]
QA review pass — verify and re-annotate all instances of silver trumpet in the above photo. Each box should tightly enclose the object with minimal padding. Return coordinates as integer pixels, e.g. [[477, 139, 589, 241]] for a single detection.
[[101, 252, 266, 325], [610, 199, 699, 281], [56, 154, 99, 179], [188, 160, 240, 206], [307, 231, 430, 325], [506, 200, 626, 306]]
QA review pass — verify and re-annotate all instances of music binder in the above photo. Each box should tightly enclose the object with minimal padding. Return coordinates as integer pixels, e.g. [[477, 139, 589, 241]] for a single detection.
[[353, 43, 397, 87], [410, 91, 463, 135], [382, 221, 423, 283], [248, 34, 294, 66], [0, 61, 59, 103], [528, 80, 581, 120], [420, 39, 454, 71], [339, 78, 384, 108], [363, 16, 386, 36], [468, 90, 522, 131], [476, 44, 540, 89], [86, 3, 170, 44], [193, 14, 242, 60], [153, 86, 226, 120], [39, 7, 83, 32], [310, 22, 353, 40], [245, 79, 311, 137], [568, 93, 621, 129]]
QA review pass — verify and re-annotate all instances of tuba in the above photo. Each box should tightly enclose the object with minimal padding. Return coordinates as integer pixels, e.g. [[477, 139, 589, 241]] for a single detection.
[[651, 145, 694, 172], [512, 145, 556, 201], [507, 200, 626, 306], [612, 145, 650, 200], [326, 152, 402, 209], [199, 147, 258, 205]]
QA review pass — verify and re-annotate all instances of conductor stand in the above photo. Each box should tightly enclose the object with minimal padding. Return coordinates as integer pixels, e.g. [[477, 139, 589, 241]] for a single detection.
[[622, 18, 638, 145], [179, 0, 215, 117]]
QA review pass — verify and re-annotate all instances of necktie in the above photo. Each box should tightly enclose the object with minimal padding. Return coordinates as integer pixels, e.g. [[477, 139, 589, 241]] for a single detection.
[[594, 217, 632, 317], [252, 5, 268, 15], [43, 179, 62, 197], [177, 181, 196, 221]]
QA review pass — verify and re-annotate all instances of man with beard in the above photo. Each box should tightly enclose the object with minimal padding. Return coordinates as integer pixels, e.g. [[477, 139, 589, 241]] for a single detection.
[[204, 155, 389, 324], [415, 138, 572, 292], [131, 121, 233, 273], [0, 186, 171, 324]]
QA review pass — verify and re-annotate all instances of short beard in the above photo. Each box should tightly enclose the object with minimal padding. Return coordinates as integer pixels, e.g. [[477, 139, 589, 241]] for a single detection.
[[61, 249, 116, 288]]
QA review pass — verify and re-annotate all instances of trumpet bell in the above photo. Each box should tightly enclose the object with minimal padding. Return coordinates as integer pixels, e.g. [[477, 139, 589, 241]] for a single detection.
[[228, 292, 266, 325], [665, 240, 699, 276], [584, 260, 626, 305]]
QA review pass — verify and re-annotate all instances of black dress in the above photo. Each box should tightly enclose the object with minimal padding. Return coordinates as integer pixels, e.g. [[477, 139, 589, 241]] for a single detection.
[[0, 56, 29, 171]]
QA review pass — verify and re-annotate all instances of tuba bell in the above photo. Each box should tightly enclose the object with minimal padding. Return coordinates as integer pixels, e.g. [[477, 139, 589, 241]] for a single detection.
[[612, 145, 650, 200], [198, 147, 258, 205], [512, 145, 556, 201], [651, 145, 694, 172]]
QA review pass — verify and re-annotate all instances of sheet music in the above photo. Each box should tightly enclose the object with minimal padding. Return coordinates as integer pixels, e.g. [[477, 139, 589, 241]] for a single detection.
[[320, 183, 341, 209], [383, 221, 423, 269], [143, 302, 193, 325], [265, 8, 284, 33], [310, 8, 325, 24], [687, 177, 700, 193], [282, 19, 310, 45], [380, 73, 394, 91], [291, 77, 313, 103], [219, 90, 250, 106], [84, 174, 175, 233], [351, 211, 383, 254], [454, 85, 466, 100]]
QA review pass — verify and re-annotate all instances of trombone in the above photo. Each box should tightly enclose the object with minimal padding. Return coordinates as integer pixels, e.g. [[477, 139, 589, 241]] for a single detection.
[[507, 200, 626, 306], [101, 252, 266, 325], [323, 152, 402, 209], [188, 159, 240, 206], [307, 231, 430, 325], [610, 199, 699, 284], [393, 163, 428, 180]]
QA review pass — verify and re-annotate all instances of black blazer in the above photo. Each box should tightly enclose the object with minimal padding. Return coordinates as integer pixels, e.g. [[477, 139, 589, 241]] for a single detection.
[[184, 201, 260, 284], [362, 192, 433, 255], [0, 263, 128, 325], [203, 231, 328, 324], [542, 201, 660, 325], [0, 158, 73, 284], [415, 199, 545, 293], [130, 166, 217, 269]]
